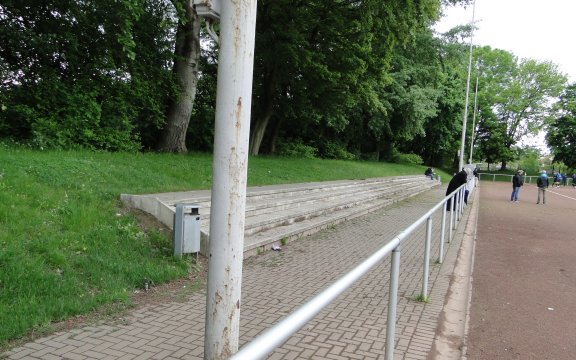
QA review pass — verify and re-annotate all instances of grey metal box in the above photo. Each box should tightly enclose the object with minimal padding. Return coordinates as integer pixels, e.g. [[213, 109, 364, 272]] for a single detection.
[[174, 204, 201, 257]]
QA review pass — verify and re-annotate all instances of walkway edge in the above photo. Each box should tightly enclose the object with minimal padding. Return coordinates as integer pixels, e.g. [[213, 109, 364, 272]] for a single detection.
[[428, 186, 479, 359]]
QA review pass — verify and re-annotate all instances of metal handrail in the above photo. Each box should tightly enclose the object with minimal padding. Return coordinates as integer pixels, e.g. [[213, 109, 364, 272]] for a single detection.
[[230, 179, 475, 360]]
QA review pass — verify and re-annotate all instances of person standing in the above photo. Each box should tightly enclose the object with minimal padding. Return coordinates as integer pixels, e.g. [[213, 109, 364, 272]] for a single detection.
[[511, 170, 524, 202], [446, 168, 470, 211], [537, 170, 549, 205], [553, 172, 562, 188]]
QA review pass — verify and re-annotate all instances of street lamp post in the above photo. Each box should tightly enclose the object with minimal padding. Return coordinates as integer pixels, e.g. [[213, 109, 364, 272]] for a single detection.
[[459, 0, 477, 170], [468, 64, 480, 165]]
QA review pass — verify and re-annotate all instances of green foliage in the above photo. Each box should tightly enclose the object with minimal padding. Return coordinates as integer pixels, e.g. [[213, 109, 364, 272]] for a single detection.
[[474, 46, 567, 168], [413, 294, 429, 303], [1, 0, 567, 173], [0, 146, 449, 347], [277, 141, 318, 159], [249, 0, 445, 156], [320, 141, 358, 161], [0, 0, 177, 151], [516, 147, 542, 174], [547, 83, 576, 169], [0, 147, 203, 345], [392, 152, 424, 165]]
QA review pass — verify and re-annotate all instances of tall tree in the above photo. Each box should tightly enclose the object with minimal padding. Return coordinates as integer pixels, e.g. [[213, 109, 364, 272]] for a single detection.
[[546, 83, 576, 169], [249, 0, 443, 156], [474, 46, 567, 169], [156, 0, 202, 152], [0, 0, 176, 151]]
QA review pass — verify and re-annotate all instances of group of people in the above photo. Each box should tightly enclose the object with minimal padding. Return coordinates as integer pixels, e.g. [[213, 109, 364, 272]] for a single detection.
[[429, 166, 574, 209], [550, 171, 576, 188], [511, 169, 576, 205], [511, 169, 550, 204]]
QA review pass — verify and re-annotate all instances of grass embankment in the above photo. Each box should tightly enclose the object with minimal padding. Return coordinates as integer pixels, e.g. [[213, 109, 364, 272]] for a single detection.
[[0, 146, 449, 347]]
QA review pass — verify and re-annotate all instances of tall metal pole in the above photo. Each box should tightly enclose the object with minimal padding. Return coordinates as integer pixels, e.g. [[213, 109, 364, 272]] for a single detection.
[[468, 66, 480, 164], [458, 0, 477, 171], [421, 216, 432, 299], [439, 205, 447, 263], [385, 246, 401, 360], [204, 0, 258, 358]]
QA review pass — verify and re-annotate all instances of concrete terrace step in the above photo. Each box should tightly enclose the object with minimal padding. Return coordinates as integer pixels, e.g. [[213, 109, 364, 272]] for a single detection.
[[120, 175, 440, 257]]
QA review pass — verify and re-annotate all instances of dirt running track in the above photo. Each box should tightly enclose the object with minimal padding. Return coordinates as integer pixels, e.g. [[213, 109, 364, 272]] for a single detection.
[[465, 181, 576, 359]]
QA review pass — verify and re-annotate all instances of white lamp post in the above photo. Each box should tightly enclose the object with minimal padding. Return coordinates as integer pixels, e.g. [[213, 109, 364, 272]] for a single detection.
[[459, 0, 477, 170]]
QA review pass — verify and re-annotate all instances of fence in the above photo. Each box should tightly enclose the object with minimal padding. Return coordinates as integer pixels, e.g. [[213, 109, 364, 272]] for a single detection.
[[230, 178, 477, 360], [478, 172, 574, 186]]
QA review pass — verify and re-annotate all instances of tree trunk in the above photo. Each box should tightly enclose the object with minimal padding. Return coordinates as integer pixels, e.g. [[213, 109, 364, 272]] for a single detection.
[[250, 115, 271, 155], [249, 66, 277, 155], [158, 2, 201, 152], [269, 116, 283, 154]]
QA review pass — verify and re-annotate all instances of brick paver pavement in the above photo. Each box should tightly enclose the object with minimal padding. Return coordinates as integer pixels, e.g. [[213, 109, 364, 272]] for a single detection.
[[4, 186, 473, 359]]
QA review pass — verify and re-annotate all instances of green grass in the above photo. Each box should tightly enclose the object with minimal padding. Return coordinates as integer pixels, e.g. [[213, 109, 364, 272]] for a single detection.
[[0, 145, 450, 347], [413, 294, 429, 303]]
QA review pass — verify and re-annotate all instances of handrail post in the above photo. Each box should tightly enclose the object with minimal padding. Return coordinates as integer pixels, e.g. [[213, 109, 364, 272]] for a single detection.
[[462, 187, 466, 212], [385, 245, 401, 360], [422, 216, 432, 300], [456, 190, 461, 222], [449, 196, 455, 242], [439, 204, 447, 263]]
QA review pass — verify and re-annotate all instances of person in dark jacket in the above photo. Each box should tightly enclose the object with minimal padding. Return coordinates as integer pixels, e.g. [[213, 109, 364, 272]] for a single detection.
[[446, 169, 469, 211], [511, 170, 524, 202], [536, 170, 549, 204]]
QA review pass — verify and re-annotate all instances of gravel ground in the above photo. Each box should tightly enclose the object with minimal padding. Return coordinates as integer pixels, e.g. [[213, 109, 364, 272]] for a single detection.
[[465, 181, 576, 359]]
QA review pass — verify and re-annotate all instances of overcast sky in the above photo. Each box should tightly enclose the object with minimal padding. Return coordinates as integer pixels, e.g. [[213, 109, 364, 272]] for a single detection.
[[435, 0, 576, 83]]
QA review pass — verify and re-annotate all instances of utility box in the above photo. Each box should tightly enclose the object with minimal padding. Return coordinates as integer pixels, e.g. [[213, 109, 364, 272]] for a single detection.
[[174, 204, 201, 257]]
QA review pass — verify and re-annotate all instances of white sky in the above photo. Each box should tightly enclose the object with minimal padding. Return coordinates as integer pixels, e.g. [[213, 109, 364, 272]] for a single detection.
[[435, 0, 576, 83]]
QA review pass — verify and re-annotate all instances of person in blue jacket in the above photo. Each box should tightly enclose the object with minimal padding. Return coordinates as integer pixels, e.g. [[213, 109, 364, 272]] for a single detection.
[[536, 170, 549, 204]]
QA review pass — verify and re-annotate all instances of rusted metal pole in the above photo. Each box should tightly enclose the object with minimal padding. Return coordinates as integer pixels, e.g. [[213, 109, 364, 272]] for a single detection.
[[204, 0, 258, 358]]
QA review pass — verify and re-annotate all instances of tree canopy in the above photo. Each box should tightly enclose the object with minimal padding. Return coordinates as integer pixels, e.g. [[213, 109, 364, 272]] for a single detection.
[[547, 83, 576, 169], [472, 46, 567, 169], [0, 0, 569, 171]]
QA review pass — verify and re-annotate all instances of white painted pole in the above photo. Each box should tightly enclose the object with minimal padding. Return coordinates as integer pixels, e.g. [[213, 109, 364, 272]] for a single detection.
[[458, 0, 477, 171], [422, 216, 432, 299], [468, 68, 480, 164], [385, 246, 401, 360], [439, 205, 447, 263], [204, 0, 258, 358]]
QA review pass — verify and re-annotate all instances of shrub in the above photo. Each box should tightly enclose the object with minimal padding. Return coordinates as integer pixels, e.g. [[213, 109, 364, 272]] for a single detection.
[[392, 152, 423, 165], [277, 141, 318, 159], [321, 141, 358, 160]]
